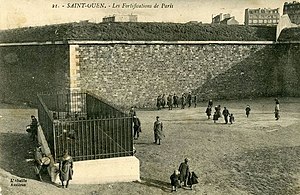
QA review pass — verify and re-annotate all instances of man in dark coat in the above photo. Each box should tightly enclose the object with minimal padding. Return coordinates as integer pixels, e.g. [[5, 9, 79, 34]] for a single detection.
[[133, 115, 141, 140], [222, 107, 230, 124], [59, 150, 73, 188], [167, 94, 173, 110], [187, 92, 192, 108], [245, 105, 251, 118], [173, 94, 178, 108], [178, 158, 190, 187], [30, 115, 38, 141], [206, 106, 212, 119], [153, 116, 163, 145]]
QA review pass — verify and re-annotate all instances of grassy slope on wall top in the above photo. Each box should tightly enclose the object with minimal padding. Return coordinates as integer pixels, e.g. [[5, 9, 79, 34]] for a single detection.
[[278, 27, 300, 42], [0, 22, 277, 43]]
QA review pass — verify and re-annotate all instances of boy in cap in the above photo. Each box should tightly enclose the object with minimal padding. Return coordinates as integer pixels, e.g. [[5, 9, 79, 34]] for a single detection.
[[170, 170, 180, 192]]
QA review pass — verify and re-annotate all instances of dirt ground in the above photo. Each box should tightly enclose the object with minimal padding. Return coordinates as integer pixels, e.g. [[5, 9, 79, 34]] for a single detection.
[[0, 97, 300, 195]]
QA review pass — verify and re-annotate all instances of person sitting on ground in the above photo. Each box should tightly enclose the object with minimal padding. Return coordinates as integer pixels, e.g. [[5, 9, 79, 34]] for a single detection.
[[170, 170, 180, 192]]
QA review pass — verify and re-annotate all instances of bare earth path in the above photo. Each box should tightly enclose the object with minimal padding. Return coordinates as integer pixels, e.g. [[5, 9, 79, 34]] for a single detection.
[[0, 97, 300, 195]]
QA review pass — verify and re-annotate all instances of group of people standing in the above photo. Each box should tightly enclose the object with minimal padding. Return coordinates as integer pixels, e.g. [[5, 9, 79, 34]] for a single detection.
[[156, 92, 197, 110], [170, 158, 199, 192], [205, 100, 235, 124], [27, 116, 74, 188]]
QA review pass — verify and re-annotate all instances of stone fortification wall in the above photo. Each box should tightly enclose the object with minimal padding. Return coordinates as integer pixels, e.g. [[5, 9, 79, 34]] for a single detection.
[[76, 42, 291, 108]]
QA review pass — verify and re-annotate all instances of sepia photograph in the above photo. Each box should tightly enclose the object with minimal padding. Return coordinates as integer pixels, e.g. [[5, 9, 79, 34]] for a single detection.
[[0, 0, 300, 194]]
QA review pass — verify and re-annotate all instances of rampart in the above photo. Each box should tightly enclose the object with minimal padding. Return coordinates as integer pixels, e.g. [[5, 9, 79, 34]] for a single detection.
[[0, 41, 299, 108]]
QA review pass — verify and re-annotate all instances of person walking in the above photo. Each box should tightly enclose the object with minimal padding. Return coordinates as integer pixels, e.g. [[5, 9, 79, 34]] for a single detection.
[[274, 98, 280, 120], [59, 150, 73, 188], [222, 107, 230, 124], [178, 158, 190, 187], [153, 116, 163, 145], [245, 105, 251, 118], [133, 115, 141, 140]]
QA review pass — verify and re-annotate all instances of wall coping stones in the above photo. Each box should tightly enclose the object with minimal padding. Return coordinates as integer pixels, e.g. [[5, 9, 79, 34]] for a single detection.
[[0, 40, 289, 46]]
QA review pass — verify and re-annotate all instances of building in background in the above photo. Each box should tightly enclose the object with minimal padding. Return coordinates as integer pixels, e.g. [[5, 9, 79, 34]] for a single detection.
[[244, 8, 280, 26], [212, 13, 231, 24], [283, 1, 300, 24], [103, 14, 138, 22], [220, 17, 239, 25]]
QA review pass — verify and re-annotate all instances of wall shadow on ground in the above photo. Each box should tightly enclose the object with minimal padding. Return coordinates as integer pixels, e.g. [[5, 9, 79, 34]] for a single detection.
[[194, 45, 283, 101], [222, 146, 300, 195], [0, 132, 38, 180]]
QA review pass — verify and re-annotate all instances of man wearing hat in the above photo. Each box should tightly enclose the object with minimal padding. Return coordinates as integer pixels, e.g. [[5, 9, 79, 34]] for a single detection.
[[133, 115, 141, 140], [153, 116, 163, 145], [178, 158, 190, 187]]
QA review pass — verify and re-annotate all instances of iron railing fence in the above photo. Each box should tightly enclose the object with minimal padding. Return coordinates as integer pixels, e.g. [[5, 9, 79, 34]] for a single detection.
[[37, 92, 133, 162]]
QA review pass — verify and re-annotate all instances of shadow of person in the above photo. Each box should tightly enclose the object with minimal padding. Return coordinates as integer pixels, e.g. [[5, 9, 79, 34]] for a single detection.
[[135, 177, 171, 192]]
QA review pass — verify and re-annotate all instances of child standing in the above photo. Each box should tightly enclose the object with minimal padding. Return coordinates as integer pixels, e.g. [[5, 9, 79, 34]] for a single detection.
[[170, 170, 180, 192], [229, 113, 235, 124], [245, 105, 251, 118], [213, 111, 218, 123]]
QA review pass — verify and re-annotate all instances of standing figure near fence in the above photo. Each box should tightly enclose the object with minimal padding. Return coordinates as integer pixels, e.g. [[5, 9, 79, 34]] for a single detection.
[[178, 158, 190, 187], [245, 105, 251, 118], [222, 107, 230, 124], [129, 107, 136, 118], [133, 115, 141, 140], [30, 115, 38, 142], [274, 98, 280, 120], [167, 94, 173, 110], [153, 116, 163, 145], [59, 150, 73, 188]]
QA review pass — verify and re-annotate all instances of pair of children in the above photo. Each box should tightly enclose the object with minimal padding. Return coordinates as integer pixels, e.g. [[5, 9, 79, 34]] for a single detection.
[[213, 112, 235, 124], [170, 170, 198, 192]]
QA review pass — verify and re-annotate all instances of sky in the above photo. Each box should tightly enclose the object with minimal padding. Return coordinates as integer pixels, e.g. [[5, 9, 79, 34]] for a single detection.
[[0, 0, 291, 30]]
